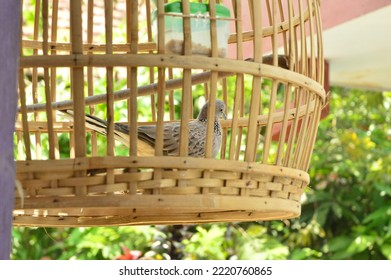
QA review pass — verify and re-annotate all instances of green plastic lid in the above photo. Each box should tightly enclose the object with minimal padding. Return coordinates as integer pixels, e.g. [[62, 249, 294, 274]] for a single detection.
[[163, 1, 231, 17]]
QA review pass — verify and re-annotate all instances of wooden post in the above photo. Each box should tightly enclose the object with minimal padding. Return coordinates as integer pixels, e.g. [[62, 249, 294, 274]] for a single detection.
[[0, 0, 21, 260]]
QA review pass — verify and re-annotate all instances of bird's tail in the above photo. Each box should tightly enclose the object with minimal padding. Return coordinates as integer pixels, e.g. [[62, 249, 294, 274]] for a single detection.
[[59, 109, 130, 147]]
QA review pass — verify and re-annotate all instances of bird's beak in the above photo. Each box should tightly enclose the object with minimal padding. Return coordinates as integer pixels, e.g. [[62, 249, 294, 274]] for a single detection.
[[222, 112, 227, 120]]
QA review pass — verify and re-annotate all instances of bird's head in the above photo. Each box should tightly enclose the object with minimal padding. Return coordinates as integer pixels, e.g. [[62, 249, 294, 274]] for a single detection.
[[197, 99, 227, 121]]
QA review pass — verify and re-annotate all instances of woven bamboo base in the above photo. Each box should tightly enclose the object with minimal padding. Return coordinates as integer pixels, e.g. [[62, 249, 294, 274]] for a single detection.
[[14, 157, 308, 227]]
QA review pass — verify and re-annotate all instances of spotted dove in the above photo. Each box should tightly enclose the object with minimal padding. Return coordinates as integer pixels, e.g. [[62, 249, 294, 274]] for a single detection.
[[61, 99, 226, 158]]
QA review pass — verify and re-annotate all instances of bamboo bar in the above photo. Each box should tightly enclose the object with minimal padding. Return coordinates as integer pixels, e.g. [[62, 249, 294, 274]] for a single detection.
[[87, 0, 98, 156], [70, 0, 85, 158]]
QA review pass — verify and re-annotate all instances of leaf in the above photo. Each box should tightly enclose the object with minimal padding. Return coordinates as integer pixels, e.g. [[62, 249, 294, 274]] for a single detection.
[[305, 191, 332, 204], [380, 243, 391, 260], [331, 203, 343, 218], [341, 208, 361, 225], [290, 248, 322, 260], [347, 235, 376, 255], [184, 225, 228, 260], [327, 236, 352, 253], [363, 206, 391, 224], [315, 202, 332, 226], [246, 224, 267, 237], [374, 182, 391, 197], [238, 238, 289, 260]]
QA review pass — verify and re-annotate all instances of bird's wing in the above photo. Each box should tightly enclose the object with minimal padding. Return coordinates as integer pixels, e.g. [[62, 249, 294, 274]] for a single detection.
[[137, 125, 157, 148], [188, 121, 207, 157], [138, 123, 181, 156], [140, 120, 210, 157], [163, 123, 180, 155]]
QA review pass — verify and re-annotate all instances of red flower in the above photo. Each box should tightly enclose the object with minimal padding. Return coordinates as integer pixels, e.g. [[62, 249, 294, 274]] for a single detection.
[[116, 246, 142, 260]]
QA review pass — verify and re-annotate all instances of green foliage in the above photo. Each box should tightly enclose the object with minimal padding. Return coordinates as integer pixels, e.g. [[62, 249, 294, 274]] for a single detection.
[[302, 88, 391, 260], [183, 225, 228, 259], [12, 226, 161, 260]]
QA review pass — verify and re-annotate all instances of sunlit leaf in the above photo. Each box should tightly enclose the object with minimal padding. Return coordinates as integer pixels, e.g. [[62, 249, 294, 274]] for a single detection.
[[347, 235, 376, 254], [290, 248, 322, 260], [380, 243, 391, 260], [363, 206, 391, 224], [315, 203, 331, 226], [327, 236, 352, 252]]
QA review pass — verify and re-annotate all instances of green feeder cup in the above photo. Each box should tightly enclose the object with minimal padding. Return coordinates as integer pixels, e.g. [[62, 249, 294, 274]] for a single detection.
[[153, 1, 231, 57]]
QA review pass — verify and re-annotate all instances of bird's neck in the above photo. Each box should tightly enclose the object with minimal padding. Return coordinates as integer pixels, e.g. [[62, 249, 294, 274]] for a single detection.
[[199, 119, 221, 134]]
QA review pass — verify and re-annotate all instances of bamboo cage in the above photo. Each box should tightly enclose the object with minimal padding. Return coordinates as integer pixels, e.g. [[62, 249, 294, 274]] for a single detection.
[[14, 0, 325, 227]]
